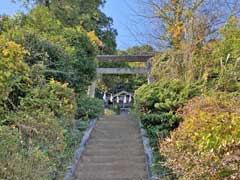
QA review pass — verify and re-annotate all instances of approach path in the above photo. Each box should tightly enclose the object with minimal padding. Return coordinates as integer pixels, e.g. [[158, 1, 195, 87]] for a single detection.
[[73, 115, 148, 180]]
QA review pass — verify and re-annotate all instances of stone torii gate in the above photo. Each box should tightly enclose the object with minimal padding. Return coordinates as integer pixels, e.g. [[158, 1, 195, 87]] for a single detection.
[[88, 55, 154, 97]]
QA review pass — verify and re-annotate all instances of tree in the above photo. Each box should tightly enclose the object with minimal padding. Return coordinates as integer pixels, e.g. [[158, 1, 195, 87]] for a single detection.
[[140, 0, 240, 50], [0, 6, 100, 92], [14, 0, 117, 54]]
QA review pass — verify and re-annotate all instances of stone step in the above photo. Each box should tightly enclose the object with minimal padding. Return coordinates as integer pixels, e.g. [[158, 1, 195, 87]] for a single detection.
[[83, 149, 144, 156], [73, 115, 147, 179], [86, 143, 144, 150], [75, 168, 147, 179], [93, 128, 140, 132], [97, 120, 138, 124], [75, 178, 147, 180], [91, 131, 141, 136], [77, 162, 146, 170], [87, 138, 143, 144], [81, 155, 146, 163], [89, 136, 142, 141], [86, 145, 144, 152], [96, 123, 138, 126]]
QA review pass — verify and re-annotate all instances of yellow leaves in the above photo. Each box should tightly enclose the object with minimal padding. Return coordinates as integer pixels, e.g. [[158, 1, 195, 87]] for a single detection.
[[2, 49, 9, 57], [62, 82, 69, 88], [162, 6, 171, 12], [49, 78, 70, 90], [64, 46, 75, 56], [161, 96, 240, 179], [171, 0, 178, 6], [63, 97, 69, 104], [47, 78, 76, 120], [169, 21, 184, 37], [167, 20, 185, 49], [0, 36, 30, 102], [87, 31, 103, 47], [2, 41, 28, 59], [49, 78, 59, 86], [185, 10, 193, 18]]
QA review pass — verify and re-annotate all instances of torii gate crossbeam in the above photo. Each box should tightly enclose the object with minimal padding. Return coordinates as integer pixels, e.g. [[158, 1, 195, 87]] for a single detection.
[[88, 55, 154, 97]]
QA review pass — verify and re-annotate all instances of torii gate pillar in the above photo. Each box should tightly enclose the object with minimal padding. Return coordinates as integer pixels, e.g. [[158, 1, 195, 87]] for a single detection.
[[147, 59, 154, 84], [88, 80, 96, 98]]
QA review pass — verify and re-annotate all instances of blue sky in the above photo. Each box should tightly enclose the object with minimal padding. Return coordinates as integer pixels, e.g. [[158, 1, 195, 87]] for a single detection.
[[103, 0, 150, 49], [0, 0, 149, 50], [0, 0, 24, 15]]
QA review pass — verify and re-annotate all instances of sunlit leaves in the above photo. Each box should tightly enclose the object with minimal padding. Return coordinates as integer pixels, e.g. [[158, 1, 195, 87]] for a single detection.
[[0, 36, 30, 116], [160, 96, 240, 179]]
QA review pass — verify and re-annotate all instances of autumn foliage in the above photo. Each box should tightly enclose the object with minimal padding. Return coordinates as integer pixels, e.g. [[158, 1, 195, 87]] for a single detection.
[[160, 96, 240, 179]]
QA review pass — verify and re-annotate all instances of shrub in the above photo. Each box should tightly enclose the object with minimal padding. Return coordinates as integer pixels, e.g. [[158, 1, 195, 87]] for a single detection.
[[134, 80, 201, 144], [20, 79, 77, 128], [142, 113, 179, 139], [209, 16, 240, 93], [160, 96, 240, 179], [76, 95, 103, 120], [134, 80, 201, 176], [0, 36, 30, 119], [134, 80, 201, 115], [1, 78, 78, 179], [0, 20, 100, 179], [0, 60, 78, 179], [0, 126, 53, 180]]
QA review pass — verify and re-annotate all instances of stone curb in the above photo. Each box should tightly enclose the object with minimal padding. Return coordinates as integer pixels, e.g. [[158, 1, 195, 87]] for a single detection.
[[139, 121, 159, 180], [64, 118, 97, 180]]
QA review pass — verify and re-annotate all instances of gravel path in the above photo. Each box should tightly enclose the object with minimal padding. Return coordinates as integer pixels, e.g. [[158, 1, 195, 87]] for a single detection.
[[73, 115, 148, 180]]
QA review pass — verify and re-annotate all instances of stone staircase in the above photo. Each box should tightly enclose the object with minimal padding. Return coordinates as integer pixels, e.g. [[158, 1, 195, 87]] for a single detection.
[[73, 115, 148, 180]]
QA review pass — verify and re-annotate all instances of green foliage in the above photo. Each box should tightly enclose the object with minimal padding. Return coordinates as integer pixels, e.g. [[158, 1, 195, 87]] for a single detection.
[[19, 79, 76, 127], [152, 17, 240, 94], [63, 26, 97, 91], [0, 76, 78, 179], [125, 45, 154, 55], [51, 0, 117, 54], [133, 16, 240, 179], [0, 126, 52, 179], [209, 16, 240, 92], [15, 0, 117, 54], [24, 6, 62, 36], [134, 80, 201, 114], [76, 95, 103, 120], [0, 1, 113, 179], [0, 36, 30, 119], [160, 96, 240, 179], [0, 36, 95, 179], [141, 113, 179, 139], [134, 80, 201, 177], [134, 80, 201, 141], [0, 6, 100, 92], [104, 108, 117, 116]]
